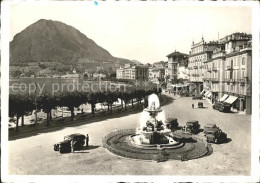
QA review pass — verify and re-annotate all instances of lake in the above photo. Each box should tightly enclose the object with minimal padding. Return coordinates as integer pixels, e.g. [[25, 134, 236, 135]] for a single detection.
[[9, 78, 127, 95]]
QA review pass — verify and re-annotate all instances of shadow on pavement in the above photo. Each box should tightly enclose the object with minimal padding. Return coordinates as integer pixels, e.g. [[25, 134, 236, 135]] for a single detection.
[[221, 138, 232, 144], [82, 145, 100, 150]]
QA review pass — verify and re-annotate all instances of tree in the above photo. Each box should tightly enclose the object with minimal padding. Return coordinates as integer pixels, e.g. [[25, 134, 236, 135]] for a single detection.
[[38, 91, 58, 125], [9, 94, 34, 132], [104, 91, 118, 113], [57, 91, 83, 121], [87, 92, 99, 117], [119, 91, 131, 111]]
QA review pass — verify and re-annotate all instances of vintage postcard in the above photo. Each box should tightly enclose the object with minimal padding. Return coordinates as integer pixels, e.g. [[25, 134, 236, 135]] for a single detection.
[[1, 1, 259, 183]]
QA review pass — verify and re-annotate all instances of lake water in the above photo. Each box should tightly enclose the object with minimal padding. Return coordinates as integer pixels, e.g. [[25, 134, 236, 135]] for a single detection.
[[9, 78, 126, 95]]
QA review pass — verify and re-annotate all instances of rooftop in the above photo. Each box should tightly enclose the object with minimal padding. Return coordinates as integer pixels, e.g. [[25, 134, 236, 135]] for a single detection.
[[166, 50, 188, 58]]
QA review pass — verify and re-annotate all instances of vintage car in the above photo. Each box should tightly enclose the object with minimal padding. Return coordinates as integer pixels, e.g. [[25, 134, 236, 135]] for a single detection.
[[192, 94, 203, 100], [183, 120, 200, 134], [203, 124, 227, 143], [212, 102, 223, 110], [53, 133, 86, 153], [165, 118, 179, 131], [198, 102, 203, 108], [218, 102, 231, 113]]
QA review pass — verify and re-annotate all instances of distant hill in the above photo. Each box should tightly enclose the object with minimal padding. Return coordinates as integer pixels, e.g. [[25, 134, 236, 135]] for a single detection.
[[10, 19, 141, 72]]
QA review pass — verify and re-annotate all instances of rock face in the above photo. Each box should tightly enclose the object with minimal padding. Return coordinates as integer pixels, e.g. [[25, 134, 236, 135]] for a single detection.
[[10, 19, 137, 68]]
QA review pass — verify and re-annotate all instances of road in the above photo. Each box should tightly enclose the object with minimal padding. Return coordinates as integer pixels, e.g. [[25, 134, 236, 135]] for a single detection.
[[9, 93, 251, 175]]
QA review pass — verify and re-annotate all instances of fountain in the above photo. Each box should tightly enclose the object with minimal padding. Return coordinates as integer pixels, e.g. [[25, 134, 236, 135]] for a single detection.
[[133, 94, 178, 145], [102, 93, 213, 162]]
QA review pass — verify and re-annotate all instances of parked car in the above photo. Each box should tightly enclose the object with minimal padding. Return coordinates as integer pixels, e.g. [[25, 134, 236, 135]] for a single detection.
[[53, 133, 86, 153], [198, 102, 203, 108], [218, 102, 231, 112], [183, 120, 200, 134], [203, 124, 227, 143], [192, 94, 203, 100], [166, 118, 179, 131], [212, 102, 223, 110]]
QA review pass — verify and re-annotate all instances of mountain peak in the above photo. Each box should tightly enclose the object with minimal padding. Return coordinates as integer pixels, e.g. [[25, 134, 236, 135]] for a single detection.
[[10, 19, 138, 73]]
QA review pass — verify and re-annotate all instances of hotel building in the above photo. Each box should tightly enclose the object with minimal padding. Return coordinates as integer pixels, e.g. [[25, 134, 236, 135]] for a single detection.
[[116, 64, 149, 80], [202, 33, 252, 114]]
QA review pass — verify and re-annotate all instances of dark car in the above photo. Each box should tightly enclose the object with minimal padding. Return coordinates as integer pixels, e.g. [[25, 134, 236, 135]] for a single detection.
[[212, 102, 223, 110], [203, 124, 227, 143], [198, 102, 203, 108], [192, 94, 203, 100], [165, 118, 179, 131], [54, 133, 86, 153], [218, 102, 231, 112], [183, 120, 200, 134]]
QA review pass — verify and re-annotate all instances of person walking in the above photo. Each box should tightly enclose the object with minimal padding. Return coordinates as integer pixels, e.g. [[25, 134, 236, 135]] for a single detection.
[[86, 134, 89, 148], [192, 104, 194, 109]]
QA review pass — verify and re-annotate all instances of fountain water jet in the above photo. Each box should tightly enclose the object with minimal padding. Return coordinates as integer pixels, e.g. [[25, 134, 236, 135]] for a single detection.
[[133, 94, 178, 145]]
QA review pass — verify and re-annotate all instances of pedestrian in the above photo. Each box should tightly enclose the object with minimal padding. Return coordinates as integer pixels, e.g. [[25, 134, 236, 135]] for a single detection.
[[192, 104, 194, 109], [71, 140, 74, 153], [86, 134, 89, 148]]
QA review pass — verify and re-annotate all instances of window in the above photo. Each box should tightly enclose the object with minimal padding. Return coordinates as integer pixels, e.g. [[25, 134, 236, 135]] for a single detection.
[[242, 57, 245, 65]]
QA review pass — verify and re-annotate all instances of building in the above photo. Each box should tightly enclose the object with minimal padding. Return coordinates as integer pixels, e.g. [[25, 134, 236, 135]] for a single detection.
[[221, 33, 252, 114], [177, 58, 189, 81], [188, 37, 220, 93], [116, 67, 124, 79], [149, 67, 165, 83], [166, 51, 188, 83], [202, 32, 252, 114], [116, 64, 149, 80]]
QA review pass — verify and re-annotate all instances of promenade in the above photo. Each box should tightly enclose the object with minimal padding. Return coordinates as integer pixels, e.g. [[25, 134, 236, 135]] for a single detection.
[[9, 93, 251, 175]]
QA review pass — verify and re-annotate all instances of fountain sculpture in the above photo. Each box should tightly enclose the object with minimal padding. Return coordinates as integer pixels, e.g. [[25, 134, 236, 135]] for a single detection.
[[133, 94, 177, 145], [102, 93, 213, 162]]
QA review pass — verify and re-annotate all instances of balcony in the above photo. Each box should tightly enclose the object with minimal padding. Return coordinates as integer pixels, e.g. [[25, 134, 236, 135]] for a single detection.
[[203, 77, 210, 81], [193, 66, 198, 69], [226, 65, 232, 70], [212, 67, 218, 72], [211, 78, 219, 82]]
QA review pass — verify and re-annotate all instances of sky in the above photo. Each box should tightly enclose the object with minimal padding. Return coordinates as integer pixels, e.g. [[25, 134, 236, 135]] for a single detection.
[[9, 2, 252, 64]]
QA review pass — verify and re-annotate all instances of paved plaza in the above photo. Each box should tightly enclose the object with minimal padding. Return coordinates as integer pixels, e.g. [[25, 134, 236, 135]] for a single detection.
[[9, 93, 251, 175]]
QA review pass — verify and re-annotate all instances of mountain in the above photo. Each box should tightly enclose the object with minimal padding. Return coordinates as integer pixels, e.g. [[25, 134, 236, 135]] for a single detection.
[[10, 19, 140, 72]]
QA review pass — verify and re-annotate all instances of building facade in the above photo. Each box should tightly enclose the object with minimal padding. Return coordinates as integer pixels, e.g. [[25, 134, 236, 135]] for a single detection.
[[166, 51, 188, 83], [116, 64, 149, 80], [202, 33, 252, 114], [188, 38, 220, 94], [149, 67, 165, 83]]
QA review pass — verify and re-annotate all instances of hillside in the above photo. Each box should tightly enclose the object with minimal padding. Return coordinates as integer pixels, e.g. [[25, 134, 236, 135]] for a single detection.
[[10, 19, 140, 74]]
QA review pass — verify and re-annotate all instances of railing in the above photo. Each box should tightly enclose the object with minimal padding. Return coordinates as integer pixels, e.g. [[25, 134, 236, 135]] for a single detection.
[[226, 65, 231, 70], [211, 78, 219, 82], [212, 67, 217, 72], [203, 78, 210, 81]]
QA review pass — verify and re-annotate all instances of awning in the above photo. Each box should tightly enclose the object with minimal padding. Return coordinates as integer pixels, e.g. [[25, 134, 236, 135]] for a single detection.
[[224, 95, 238, 104], [204, 91, 210, 96], [206, 92, 212, 98], [219, 94, 229, 102], [200, 89, 206, 95]]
